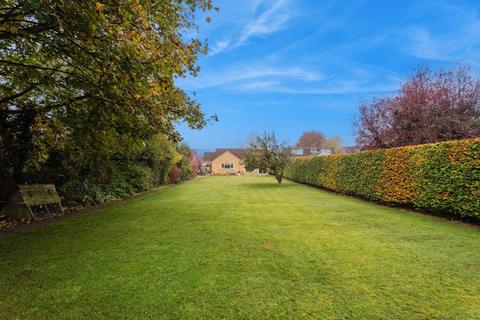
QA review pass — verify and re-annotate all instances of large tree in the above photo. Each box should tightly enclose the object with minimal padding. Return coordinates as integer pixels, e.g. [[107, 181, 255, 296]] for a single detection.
[[0, 0, 215, 193], [355, 66, 480, 149], [244, 132, 291, 184], [297, 131, 326, 148]]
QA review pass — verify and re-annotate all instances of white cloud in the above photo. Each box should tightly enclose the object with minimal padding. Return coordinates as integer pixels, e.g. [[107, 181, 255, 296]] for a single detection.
[[236, 80, 281, 91], [403, 9, 480, 64], [405, 26, 449, 60], [257, 81, 399, 95], [210, 40, 231, 56], [237, 0, 291, 45], [180, 64, 324, 89], [209, 0, 293, 55], [238, 66, 322, 81], [178, 58, 403, 97]]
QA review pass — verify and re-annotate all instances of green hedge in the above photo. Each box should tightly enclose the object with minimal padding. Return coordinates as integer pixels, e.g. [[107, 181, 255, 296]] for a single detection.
[[285, 138, 480, 219]]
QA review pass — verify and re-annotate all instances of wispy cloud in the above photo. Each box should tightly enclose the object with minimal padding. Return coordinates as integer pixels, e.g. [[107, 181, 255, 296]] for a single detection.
[[181, 64, 324, 89], [250, 81, 399, 95], [236, 80, 281, 91], [209, 0, 294, 55], [179, 57, 402, 97], [402, 4, 480, 64], [209, 40, 231, 55], [226, 71, 400, 96], [237, 0, 291, 45], [405, 26, 452, 61]]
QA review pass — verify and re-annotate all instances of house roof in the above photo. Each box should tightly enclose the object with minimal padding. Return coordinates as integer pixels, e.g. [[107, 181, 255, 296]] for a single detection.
[[203, 148, 249, 161]]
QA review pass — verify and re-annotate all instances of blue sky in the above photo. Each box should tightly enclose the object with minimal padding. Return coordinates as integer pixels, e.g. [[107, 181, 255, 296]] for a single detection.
[[177, 0, 480, 150]]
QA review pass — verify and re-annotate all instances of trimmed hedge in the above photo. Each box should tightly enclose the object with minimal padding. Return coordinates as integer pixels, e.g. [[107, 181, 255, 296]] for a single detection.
[[285, 138, 480, 219]]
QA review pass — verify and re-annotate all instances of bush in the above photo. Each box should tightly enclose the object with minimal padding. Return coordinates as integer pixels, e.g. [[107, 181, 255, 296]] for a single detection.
[[285, 138, 480, 219], [181, 162, 191, 181], [59, 163, 153, 207], [167, 166, 183, 184]]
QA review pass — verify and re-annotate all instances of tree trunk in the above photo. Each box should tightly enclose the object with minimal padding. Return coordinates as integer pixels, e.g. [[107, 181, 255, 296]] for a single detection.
[[275, 174, 283, 184]]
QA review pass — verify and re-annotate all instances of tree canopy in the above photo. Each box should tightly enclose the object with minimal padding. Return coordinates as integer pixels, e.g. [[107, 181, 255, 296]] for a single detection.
[[0, 0, 215, 201], [297, 131, 326, 148], [323, 135, 342, 153], [244, 132, 290, 184]]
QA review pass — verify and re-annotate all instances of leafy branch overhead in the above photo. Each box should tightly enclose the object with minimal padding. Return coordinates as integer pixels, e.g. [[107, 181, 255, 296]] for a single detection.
[[0, 0, 215, 192]]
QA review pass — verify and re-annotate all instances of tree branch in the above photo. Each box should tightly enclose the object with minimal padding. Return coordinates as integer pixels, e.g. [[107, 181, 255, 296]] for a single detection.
[[0, 59, 83, 77], [0, 83, 37, 104]]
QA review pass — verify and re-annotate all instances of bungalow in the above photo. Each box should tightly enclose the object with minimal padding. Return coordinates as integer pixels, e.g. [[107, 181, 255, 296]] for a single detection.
[[203, 148, 249, 175]]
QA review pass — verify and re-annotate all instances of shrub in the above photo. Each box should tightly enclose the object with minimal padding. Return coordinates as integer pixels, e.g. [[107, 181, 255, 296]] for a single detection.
[[285, 138, 480, 220], [181, 162, 191, 181], [168, 166, 183, 184], [59, 163, 153, 207]]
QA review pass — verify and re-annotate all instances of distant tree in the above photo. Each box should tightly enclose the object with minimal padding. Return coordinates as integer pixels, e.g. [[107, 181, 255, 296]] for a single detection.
[[355, 65, 480, 149], [323, 135, 343, 153], [244, 132, 291, 183], [189, 150, 202, 178], [297, 131, 326, 148]]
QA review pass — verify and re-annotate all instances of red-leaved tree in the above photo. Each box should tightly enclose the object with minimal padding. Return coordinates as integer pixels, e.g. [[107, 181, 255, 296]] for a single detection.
[[189, 150, 202, 178], [297, 131, 326, 148], [355, 66, 480, 149]]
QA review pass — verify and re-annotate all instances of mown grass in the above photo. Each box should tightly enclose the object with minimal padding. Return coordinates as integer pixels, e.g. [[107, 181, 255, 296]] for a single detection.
[[1, 176, 479, 319]]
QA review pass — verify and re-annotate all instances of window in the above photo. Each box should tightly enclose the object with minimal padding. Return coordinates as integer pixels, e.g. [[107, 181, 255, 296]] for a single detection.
[[221, 163, 234, 169]]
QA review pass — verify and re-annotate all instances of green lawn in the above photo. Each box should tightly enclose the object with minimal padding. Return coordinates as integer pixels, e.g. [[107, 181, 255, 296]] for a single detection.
[[1, 176, 480, 319]]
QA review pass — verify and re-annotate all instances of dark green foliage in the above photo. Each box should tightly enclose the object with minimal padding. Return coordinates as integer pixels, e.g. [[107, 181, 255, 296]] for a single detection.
[[0, 1, 211, 207], [59, 164, 153, 207], [181, 162, 191, 181], [143, 134, 181, 186], [285, 138, 480, 219], [177, 143, 194, 181]]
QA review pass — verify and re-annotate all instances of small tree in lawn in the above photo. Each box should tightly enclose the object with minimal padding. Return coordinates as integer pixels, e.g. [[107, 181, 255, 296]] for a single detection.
[[244, 132, 291, 184]]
